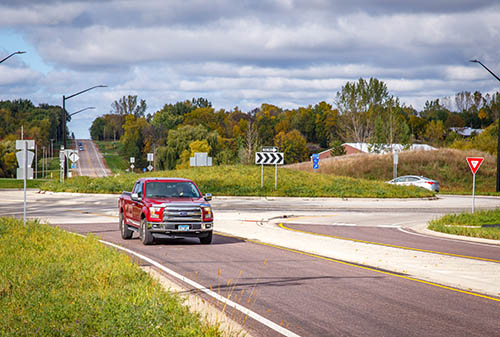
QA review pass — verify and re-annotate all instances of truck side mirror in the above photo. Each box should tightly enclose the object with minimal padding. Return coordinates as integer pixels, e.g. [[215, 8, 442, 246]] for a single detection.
[[204, 193, 212, 201], [131, 193, 139, 201]]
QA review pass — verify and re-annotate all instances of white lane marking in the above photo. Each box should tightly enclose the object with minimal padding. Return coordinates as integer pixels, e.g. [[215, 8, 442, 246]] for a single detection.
[[397, 227, 500, 248], [99, 239, 301, 337], [89, 140, 108, 177]]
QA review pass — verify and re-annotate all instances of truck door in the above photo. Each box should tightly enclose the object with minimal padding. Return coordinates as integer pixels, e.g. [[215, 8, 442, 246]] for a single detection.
[[131, 181, 144, 223]]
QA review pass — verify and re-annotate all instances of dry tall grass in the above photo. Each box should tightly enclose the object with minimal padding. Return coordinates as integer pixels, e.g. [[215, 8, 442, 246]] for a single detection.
[[286, 148, 496, 193]]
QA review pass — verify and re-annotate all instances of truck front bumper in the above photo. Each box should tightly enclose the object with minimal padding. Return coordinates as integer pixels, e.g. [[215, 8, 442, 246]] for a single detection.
[[147, 221, 213, 239]]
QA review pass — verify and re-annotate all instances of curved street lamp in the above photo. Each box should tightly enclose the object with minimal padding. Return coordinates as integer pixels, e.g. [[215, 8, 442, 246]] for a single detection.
[[68, 106, 96, 117], [62, 86, 106, 180], [469, 59, 500, 192], [62, 85, 106, 150], [0, 51, 26, 64]]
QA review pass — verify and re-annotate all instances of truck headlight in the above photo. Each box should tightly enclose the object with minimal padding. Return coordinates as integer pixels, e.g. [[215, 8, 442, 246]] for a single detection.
[[149, 207, 162, 219], [201, 206, 213, 221]]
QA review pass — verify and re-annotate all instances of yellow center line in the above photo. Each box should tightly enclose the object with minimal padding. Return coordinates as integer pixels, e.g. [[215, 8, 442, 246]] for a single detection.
[[83, 142, 98, 177], [279, 223, 500, 264], [214, 232, 500, 303]]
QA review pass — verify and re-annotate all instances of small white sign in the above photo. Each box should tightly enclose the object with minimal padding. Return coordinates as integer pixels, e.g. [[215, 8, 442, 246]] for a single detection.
[[147, 153, 154, 161], [17, 167, 33, 180], [16, 150, 35, 168], [147, 164, 153, 171], [130, 157, 135, 163], [130, 164, 135, 169], [16, 140, 35, 150], [68, 152, 79, 163]]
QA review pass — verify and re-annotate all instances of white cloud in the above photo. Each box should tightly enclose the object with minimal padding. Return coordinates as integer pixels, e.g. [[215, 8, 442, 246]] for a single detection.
[[1, 0, 500, 138]]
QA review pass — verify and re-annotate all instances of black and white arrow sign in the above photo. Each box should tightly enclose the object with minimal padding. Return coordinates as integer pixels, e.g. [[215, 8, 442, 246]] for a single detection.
[[255, 152, 284, 165]]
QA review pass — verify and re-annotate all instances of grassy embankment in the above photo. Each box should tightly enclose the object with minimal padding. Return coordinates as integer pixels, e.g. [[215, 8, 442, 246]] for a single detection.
[[39, 164, 433, 198], [95, 141, 128, 173], [0, 157, 61, 189], [287, 148, 498, 195], [428, 209, 500, 240], [0, 217, 223, 336]]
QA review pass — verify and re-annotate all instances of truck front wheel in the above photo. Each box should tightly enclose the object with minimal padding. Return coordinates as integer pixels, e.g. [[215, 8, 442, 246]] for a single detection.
[[140, 218, 154, 245], [199, 231, 212, 244], [119, 212, 133, 240]]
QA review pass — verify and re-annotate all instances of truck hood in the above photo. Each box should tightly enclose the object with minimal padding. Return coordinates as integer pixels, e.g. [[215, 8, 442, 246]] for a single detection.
[[147, 197, 206, 206]]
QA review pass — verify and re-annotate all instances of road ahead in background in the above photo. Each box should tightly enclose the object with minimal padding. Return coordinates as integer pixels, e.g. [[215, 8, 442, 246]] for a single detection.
[[73, 139, 110, 177]]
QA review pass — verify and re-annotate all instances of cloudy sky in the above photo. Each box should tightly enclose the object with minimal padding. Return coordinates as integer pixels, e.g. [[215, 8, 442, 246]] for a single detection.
[[1, 0, 500, 138]]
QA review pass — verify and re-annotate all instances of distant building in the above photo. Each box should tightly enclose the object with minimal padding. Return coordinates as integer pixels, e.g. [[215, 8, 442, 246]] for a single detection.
[[342, 143, 436, 155], [449, 127, 484, 137], [313, 143, 436, 159]]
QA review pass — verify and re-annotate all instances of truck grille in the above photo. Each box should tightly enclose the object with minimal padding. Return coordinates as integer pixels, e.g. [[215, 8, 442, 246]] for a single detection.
[[163, 205, 202, 222]]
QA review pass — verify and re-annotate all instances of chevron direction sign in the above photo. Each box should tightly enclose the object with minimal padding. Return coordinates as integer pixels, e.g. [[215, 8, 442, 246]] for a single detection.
[[255, 152, 284, 165]]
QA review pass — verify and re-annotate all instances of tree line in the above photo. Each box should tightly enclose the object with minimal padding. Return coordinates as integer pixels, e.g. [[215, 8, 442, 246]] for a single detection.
[[90, 78, 500, 171], [1, 77, 499, 177]]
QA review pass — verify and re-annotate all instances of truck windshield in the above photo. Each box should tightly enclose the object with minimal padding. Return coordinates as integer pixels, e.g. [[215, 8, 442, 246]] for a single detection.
[[145, 182, 201, 198]]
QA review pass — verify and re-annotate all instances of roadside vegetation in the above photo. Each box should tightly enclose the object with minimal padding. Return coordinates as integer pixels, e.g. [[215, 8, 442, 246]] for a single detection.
[[39, 165, 433, 198], [287, 148, 497, 194], [428, 209, 500, 240], [95, 140, 128, 173], [0, 217, 223, 336]]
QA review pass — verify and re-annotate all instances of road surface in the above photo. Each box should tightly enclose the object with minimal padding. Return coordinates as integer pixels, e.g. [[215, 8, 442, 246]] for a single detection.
[[1, 191, 499, 336], [73, 139, 111, 177]]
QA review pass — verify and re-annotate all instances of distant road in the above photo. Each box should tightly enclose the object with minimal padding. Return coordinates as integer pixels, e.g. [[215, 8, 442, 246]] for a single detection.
[[73, 139, 111, 177]]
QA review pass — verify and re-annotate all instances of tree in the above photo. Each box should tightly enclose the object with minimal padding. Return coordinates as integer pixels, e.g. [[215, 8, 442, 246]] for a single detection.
[[177, 139, 212, 169], [119, 115, 151, 168], [111, 95, 147, 117], [423, 120, 446, 145], [156, 125, 218, 170], [273, 129, 308, 164], [239, 121, 259, 165], [335, 78, 392, 143]]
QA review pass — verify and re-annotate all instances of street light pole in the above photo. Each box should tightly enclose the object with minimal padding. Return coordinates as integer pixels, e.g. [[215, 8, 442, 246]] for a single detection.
[[0, 51, 26, 64], [61, 85, 106, 180], [470, 59, 500, 192], [62, 85, 106, 149]]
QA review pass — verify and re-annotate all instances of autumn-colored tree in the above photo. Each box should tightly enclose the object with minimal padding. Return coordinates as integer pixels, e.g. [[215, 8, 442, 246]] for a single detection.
[[273, 129, 308, 164], [177, 139, 212, 169], [423, 120, 446, 146]]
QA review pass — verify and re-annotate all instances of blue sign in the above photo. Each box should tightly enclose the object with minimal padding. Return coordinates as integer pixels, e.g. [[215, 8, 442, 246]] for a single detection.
[[312, 153, 319, 169]]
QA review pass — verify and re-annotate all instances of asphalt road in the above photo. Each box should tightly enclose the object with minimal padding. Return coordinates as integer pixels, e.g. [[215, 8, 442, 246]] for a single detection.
[[73, 139, 110, 177], [2, 191, 500, 336], [282, 223, 500, 262], [55, 221, 500, 337]]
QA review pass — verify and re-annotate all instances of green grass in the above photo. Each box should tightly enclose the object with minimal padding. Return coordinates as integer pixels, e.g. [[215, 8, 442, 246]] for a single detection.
[[95, 141, 128, 173], [39, 165, 434, 198], [0, 217, 222, 336], [428, 209, 500, 240], [0, 178, 47, 189]]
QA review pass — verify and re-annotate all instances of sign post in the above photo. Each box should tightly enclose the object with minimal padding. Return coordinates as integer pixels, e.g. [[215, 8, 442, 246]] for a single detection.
[[393, 151, 399, 179], [256, 148, 284, 190], [16, 140, 35, 225], [466, 157, 484, 213]]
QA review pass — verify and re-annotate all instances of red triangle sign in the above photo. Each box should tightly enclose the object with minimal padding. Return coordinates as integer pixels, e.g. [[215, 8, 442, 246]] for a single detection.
[[466, 157, 484, 175]]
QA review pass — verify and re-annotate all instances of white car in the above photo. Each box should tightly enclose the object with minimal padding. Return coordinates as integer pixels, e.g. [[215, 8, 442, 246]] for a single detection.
[[387, 175, 439, 192]]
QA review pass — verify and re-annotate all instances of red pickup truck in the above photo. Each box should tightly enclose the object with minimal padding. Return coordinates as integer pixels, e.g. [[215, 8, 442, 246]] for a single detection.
[[118, 177, 213, 245]]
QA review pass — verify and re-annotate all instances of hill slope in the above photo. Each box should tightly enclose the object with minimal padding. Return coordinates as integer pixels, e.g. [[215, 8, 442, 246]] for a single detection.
[[286, 148, 496, 194]]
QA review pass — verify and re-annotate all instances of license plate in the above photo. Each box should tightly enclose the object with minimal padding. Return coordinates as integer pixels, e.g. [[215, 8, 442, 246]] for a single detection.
[[178, 225, 190, 231]]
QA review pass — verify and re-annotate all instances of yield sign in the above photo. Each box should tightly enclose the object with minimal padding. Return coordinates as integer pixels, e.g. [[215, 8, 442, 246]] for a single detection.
[[466, 157, 484, 175]]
